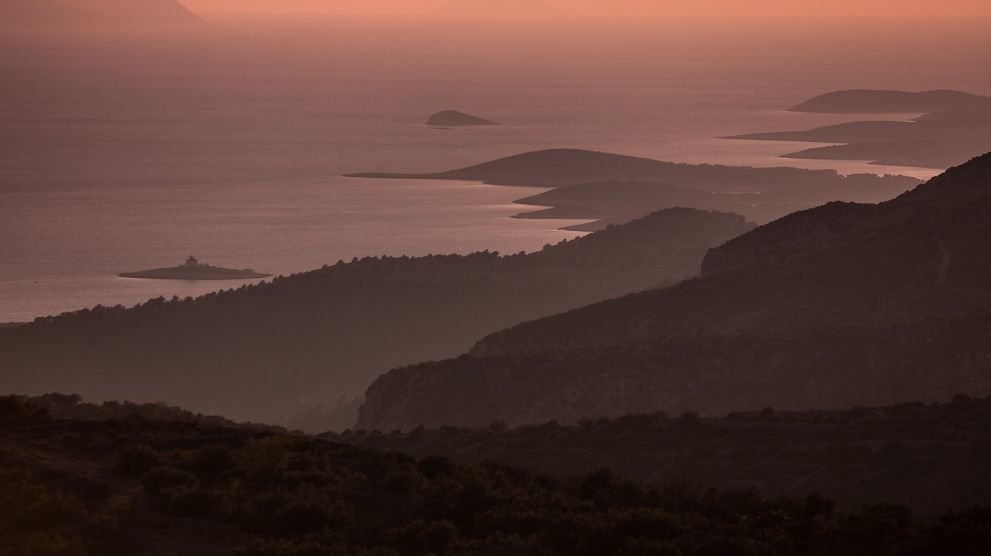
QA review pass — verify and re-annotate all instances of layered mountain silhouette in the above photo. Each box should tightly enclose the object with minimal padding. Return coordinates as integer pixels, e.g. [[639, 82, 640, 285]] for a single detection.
[[6, 394, 990, 554], [0, 0, 201, 28], [358, 153, 991, 430], [733, 90, 991, 169], [350, 148, 920, 230], [0, 209, 751, 428]]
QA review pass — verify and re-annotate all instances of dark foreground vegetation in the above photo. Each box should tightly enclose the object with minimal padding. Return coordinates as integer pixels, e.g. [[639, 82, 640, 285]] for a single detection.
[[339, 396, 991, 517], [2, 395, 991, 556]]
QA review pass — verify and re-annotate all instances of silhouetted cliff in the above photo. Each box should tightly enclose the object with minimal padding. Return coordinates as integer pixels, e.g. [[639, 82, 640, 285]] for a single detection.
[[477, 153, 991, 353]]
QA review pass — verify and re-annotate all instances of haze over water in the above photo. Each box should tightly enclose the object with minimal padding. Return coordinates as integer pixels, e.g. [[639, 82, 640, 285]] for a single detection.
[[2, 18, 989, 321]]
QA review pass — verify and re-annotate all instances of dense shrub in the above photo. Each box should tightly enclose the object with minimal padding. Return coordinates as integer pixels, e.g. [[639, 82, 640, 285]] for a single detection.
[[142, 466, 197, 497], [4, 405, 991, 555], [116, 444, 162, 478]]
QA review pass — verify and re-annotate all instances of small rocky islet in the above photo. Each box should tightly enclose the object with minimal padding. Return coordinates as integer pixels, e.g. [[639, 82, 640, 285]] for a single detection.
[[119, 256, 270, 281]]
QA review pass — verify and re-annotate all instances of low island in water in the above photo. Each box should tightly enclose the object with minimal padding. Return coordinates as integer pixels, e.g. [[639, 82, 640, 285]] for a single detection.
[[120, 256, 271, 281], [426, 110, 497, 127]]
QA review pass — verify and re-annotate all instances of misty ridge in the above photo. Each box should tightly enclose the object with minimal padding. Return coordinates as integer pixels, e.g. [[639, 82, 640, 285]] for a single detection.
[[1, 127, 952, 430], [0, 207, 754, 429], [3, 3, 991, 551], [0, 0, 201, 28], [350, 148, 921, 230]]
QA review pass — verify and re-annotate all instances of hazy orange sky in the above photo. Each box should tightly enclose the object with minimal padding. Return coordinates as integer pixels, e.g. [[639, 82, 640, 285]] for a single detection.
[[185, 0, 991, 18]]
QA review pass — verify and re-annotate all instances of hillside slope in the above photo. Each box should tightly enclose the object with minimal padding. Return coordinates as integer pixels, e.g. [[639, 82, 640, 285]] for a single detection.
[[475, 153, 991, 354], [0, 209, 751, 428], [359, 314, 991, 429], [359, 154, 991, 429]]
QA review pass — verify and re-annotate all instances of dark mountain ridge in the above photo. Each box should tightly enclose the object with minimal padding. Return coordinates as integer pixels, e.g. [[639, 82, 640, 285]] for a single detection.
[[475, 153, 991, 354], [358, 313, 991, 430], [358, 153, 991, 429]]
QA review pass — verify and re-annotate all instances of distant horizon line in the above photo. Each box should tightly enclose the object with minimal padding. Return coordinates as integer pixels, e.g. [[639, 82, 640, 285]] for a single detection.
[[184, 11, 991, 20]]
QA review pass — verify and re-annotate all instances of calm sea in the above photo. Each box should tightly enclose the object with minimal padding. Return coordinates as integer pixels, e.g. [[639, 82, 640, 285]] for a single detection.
[[2, 18, 989, 321]]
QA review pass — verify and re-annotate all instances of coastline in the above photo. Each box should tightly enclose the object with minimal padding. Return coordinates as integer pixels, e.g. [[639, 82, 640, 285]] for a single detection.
[[347, 148, 926, 232]]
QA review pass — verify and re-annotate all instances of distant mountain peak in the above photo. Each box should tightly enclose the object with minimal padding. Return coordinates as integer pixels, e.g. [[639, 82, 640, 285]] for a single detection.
[[1, 0, 202, 28]]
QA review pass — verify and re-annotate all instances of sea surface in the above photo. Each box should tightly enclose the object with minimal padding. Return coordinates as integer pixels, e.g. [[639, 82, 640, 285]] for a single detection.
[[2, 18, 989, 322]]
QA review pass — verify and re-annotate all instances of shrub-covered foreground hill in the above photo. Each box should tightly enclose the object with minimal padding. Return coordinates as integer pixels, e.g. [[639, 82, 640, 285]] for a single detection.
[[338, 396, 991, 517], [3, 395, 991, 556]]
